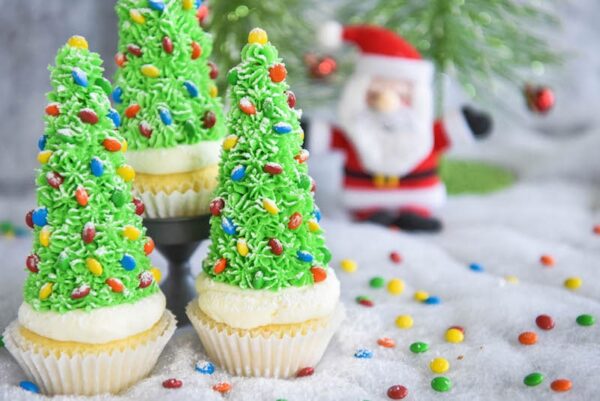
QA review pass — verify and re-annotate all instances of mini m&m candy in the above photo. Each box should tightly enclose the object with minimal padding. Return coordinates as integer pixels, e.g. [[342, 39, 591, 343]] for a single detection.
[[107, 109, 121, 127], [115, 52, 127, 67], [72, 67, 88, 87], [297, 250, 313, 263], [39, 226, 51, 247], [26, 254, 40, 273], [182, 0, 195, 10], [38, 135, 47, 151], [576, 314, 595, 326], [340, 259, 357, 273], [231, 165, 246, 181], [445, 328, 464, 343], [424, 296, 441, 305], [148, 0, 165, 11], [46, 172, 64, 189], [222, 135, 238, 151], [311, 267, 327, 283], [214, 258, 227, 274], [369, 276, 385, 288], [414, 290, 429, 302], [524, 372, 544, 387], [430, 357, 450, 374], [32, 207, 48, 227], [130, 9, 146, 24], [212, 382, 231, 394], [269, 238, 283, 255], [162, 378, 183, 389], [120, 254, 136, 271], [112, 87, 123, 103], [195, 360, 215, 375], [45, 103, 60, 116], [90, 157, 104, 177], [79, 108, 99, 124], [469, 262, 484, 272], [82, 222, 96, 243], [288, 212, 302, 229], [387, 385, 408, 400], [184, 80, 199, 97], [222, 217, 236, 235], [237, 239, 249, 256], [67, 35, 88, 49], [354, 348, 373, 359], [158, 108, 173, 125], [191, 41, 202, 59], [139, 122, 153, 138], [296, 366, 314, 377], [86, 258, 103, 276], [123, 225, 141, 240], [387, 278, 404, 295], [103, 137, 122, 152], [518, 331, 538, 345], [409, 341, 429, 353], [133, 197, 145, 215], [273, 122, 292, 134], [117, 165, 135, 182], [269, 63, 287, 82], [395, 315, 413, 329], [264, 162, 283, 175], [162, 36, 174, 54], [203, 110, 217, 128], [535, 314, 555, 330], [139, 271, 154, 288], [141, 64, 160, 78], [239, 97, 256, 115], [208, 61, 219, 79], [550, 379, 572, 392], [145, 238, 155, 255], [125, 103, 141, 118], [540, 254, 555, 266], [431, 376, 452, 392], [150, 267, 162, 282], [39, 282, 53, 300], [210, 198, 225, 216], [25, 210, 34, 228], [71, 284, 91, 299], [19, 381, 40, 394], [106, 277, 124, 293], [564, 277, 582, 290], [377, 337, 395, 348], [248, 28, 268, 45], [262, 198, 279, 215], [389, 251, 402, 264]]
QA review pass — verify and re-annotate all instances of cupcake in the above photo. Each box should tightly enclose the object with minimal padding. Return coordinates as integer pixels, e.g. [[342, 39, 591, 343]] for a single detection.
[[3, 36, 175, 395], [187, 28, 343, 378], [112, 0, 227, 218]]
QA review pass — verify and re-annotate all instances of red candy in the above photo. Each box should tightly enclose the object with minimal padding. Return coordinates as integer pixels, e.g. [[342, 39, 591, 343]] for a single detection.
[[139, 122, 153, 138], [45, 103, 60, 116], [114, 52, 127, 67], [139, 271, 154, 288], [82, 222, 96, 244], [287, 91, 296, 108], [288, 212, 302, 230], [25, 210, 34, 229], [162, 378, 182, 389], [269, 63, 287, 83], [390, 251, 402, 264], [551, 379, 572, 392], [239, 97, 256, 115], [208, 61, 218, 79], [106, 277, 124, 293], [268, 238, 283, 255], [79, 109, 99, 125], [214, 258, 227, 274], [26, 254, 40, 273], [387, 385, 409, 400], [310, 267, 327, 283], [125, 104, 141, 118], [103, 137, 122, 152], [359, 299, 374, 307], [75, 187, 89, 207], [535, 314, 555, 330], [127, 44, 142, 57], [71, 284, 90, 299], [594, 224, 600, 235], [203, 111, 216, 128], [46, 172, 64, 189], [212, 382, 231, 394], [264, 162, 283, 175], [296, 367, 314, 377], [209, 197, 225, 217], [132, 197, 145, 216], [191, 41, 202, 60], [162, 36, 173, 54], [144, 238, 155, 255]]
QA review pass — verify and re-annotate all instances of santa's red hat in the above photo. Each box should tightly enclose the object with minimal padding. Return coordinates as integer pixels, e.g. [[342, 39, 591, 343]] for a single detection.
[[319, 22, 433, 81]]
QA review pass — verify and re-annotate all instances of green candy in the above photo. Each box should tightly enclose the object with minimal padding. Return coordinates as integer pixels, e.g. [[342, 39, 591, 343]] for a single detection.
[[227, 68, 238, 85], [369, 276, 385, 288], [523, 372, 544, 387], [431, 376, 452, 392], [94, 77, 113, 96], [409, 341, 429, 353], [0, 335, 4, 348], [576, 314, 596, 326], [111, 190, 128, 207]]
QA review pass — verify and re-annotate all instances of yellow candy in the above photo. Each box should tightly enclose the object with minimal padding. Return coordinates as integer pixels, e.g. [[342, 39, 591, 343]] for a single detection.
[[39, 282, 53, 300], [86, 258, 103, 276], [237, 239, 249, 257], [504, 275, 519, 284], [210, 85, 218, 98], [340, 259, 357, 273], [395, 314, 413, 329], [445, 328, 464, 343], [308, 220, 320, 232], [67, 35, 88, 49], [223, 135, 238, 151], [39, 226, 51, 247], [141, 64, 160, 78], [37, 150, 52, 164], [117, 165, 135, 182], [300, 131, 305, 141], [151, 267, 162, 282], [430, 357, 450, 374], [564, 277, 582, 290], [387, 278, 404, 295], [121, 140, 128, 153], [130, 9, 145, 24], [182, 0, 194, 9], [263, 198, 279, 215], [123, 225, 141, 240], [414, 290, 429, 301], [248, 28, 268, 45]]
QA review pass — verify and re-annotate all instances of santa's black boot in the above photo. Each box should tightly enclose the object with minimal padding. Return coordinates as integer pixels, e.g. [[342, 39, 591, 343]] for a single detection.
[[393, 212, 443, 233]]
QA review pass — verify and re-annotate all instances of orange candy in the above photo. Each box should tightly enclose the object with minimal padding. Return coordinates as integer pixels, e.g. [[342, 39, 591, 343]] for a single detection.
[[593, 224, 600, 235], [239, 97, 256, 115], [214, 258, 227, 274], [288, 212, 302, 230], [269, 63, 287, 83], [310, 267, 327, 283], [75, 187, 89, 207], [45, 103, 60, 116], [115, 52, 127, 67], [518, 331, 538, 345], [103, 137, 122, 152], [377, 337, 396, 348], [550, 379, 572, 392], [540, 254, 555, 267], [144, 238, 155, 255], [125, 104, 141, 118], [212, 382, 231, 394], [191, 41, 202, 59], [106, 277, 124, 293]]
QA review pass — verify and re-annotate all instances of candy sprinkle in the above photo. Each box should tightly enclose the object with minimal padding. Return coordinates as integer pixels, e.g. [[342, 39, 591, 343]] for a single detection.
[[387, 384, 408, 400], [162, 378, 182, 389], [340, 259, 358, 273], [231, 165, 246, 181], [71, 67, 88, 87], [356, 295, 374, 307], [469, 262, 484, 272], [445, 328, 464, 343], [377, 337, 395, 348], [424, 296, 441, 305], [296, 367, 314, 377], [19, 381, 40, 394], [387, 278, 404, 295], [431, 376, 452, 392], [540, 254, 555, 267], [395, 315, 413, 329], [390, 251, 402, 264], [564, 277, 582, 290], [74, 187, 89, 207], [430, 357, 450, 374], [195, 360, 215, 375], [518, 331, 538, 345], [212, 382, 231, 394], [67, 35, 88, 50], [414, 290, 429, 302], [248, 28, 268, 45], [576, 314, 595, 326], [183, 80, 199, 98], [551, 379, 572, 392], [141, 64, 160, 78], [354, 348, 373, 359], [409, 341, 428, 354], [524, 372, 544, 387], [369, 276, 385, 288], [535, 314, 555, 330]]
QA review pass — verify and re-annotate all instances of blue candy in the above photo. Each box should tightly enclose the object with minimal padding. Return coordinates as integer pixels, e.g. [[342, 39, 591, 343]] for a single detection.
[[313, 207, 322, 222], [469, 263, 484, 272], [222, 217, 236, 235], [273, 122, 292, 134], [107, 108, 121, 128], [158, 108, 173, 125], [112, 87, 123, 104], [424, 296, 441, 305], [297, 250, 313, 263], [354, 349, 373, 359], [231, 165, 246, 181], [19, 381, 40, 394], [195, 0, 202, 9], [120, 254, 136, 271], [195, 360, 215, 375], [148, 0, 165, 11], [71, 67, 88, 87], [183, 81, 199, 98], [32, 207, 48, 227], [90, 157, 104, 177], [38, 135, 47, 151]]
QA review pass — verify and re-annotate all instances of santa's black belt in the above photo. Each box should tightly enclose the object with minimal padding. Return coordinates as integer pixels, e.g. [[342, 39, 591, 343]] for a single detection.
[[344, 167, 438, 182]]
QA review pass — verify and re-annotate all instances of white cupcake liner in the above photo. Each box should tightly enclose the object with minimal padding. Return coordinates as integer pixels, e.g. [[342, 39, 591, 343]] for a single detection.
[[135, 188, 213, 219], [3, 311, 176, 396], [186, 301, 344, 378]]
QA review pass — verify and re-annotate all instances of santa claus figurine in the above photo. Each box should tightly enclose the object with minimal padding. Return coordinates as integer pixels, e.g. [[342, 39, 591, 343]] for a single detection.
[[306, 23, 492, 232]]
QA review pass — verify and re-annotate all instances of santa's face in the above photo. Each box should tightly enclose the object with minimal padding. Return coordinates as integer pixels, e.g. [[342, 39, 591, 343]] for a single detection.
[[338, 66, 434, 176]]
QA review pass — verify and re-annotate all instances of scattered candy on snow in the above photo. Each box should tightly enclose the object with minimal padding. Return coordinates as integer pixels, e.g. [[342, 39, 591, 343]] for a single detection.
[[162, 378, 182, 389], [340, 259, 357, 273], [387, 384, 408, 400], [576, 314, 595, 326], [195, 360, 215, 374], [564, 277, 582, 290], [395, 315, 413, 329], [431, 376, 452, 392], [445, 328, 464, 343], [212, 382, 231, 394], [377, 337, 395, 348], [469, 262, 484, 272], [540, 254, 555, 267], [369, 276, 385, 288], [535, 314, 555, 330], [356, 295, 374, 307], [296, 367, 314, 377], [550, 379, 572, 392], [354, 348, 373, 359], [424, 296, 441, 305], [430, 357, 450, 374], [387, 278, 404, 295], [524, 372, 544, 386], [19, 381, 40, 394], [518, 331, 537, 345], [414, 290, 429, 302]]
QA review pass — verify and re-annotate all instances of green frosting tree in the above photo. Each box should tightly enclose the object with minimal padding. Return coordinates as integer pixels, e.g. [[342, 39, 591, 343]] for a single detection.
[[113, 0, 225, 150], [24, 36, 158, 312], [203, 28, 331, 290]]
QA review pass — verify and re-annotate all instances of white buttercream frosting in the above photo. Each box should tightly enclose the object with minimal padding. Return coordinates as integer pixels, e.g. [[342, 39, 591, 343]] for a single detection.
[[18, 291, 166, 344], [126, 140, 223, 175], [195, 269, 340, 330]]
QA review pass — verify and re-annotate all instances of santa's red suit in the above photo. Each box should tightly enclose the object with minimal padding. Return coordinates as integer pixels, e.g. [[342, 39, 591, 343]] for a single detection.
[[309, 23, 475, 224]]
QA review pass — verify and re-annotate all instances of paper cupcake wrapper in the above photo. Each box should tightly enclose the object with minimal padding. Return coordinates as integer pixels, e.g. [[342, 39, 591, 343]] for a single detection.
[[135, 188, 213, 219], [3, 311, 176, 396], [186, 301, 344, 378]]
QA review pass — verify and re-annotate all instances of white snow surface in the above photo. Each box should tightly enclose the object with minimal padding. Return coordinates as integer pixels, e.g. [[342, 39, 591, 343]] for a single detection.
[[1, 121, 600, 400]]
